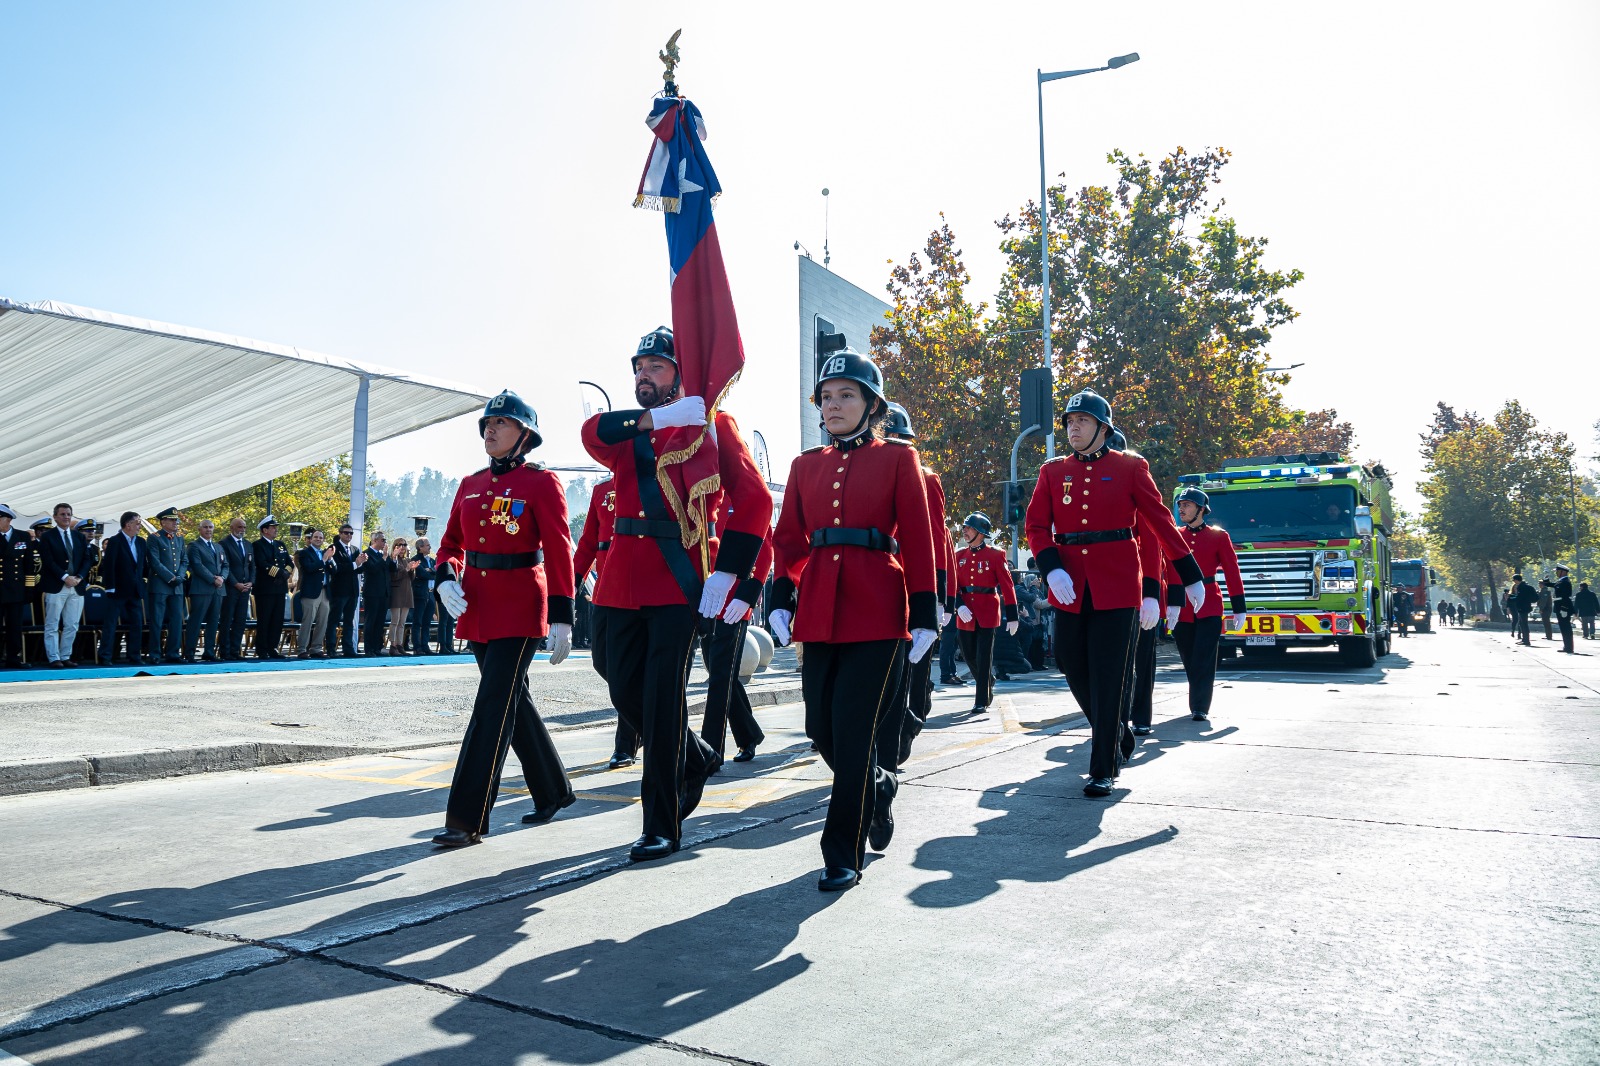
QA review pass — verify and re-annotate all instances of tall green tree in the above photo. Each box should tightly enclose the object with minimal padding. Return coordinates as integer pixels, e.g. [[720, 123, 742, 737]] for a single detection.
[[181, 456, 383, 542]]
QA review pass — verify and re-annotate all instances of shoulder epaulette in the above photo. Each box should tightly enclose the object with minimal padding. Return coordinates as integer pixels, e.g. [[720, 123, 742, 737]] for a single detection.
[[1041, 455, 1067, 467], [470, 466, 490, 477], [801, 444, 828, 455], [883, 437, 912, 446]]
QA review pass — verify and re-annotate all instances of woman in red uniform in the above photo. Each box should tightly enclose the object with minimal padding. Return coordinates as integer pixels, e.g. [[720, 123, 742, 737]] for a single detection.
[[430, 390, 577, 847], [769, 350, 938, 892], [1163, 487, 1246, 723], [572, 477, 642, 770], [949, 511, 1018, 715]]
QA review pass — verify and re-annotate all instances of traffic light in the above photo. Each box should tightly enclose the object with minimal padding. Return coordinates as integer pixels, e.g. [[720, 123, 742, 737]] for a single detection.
[[1004, 480, 1028, 525], [1019, 367, 1052, 435]]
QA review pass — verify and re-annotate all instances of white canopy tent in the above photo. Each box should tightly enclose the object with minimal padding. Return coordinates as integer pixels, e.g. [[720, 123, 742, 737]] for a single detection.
[[0, 298, 489, 531]]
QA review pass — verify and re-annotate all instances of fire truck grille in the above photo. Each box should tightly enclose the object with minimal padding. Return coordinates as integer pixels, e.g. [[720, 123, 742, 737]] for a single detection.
[[1237, 550, 1316, 601]]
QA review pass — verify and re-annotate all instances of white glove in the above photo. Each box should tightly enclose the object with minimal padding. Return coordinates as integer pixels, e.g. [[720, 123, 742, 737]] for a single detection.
[[546, 623, 572, 665], [437, 579, 468, 619], [1165, 605, 1182, 630], [1005, 620, 1019, 636], [582, 572, 596, 598], [908, 628, 938, 663], [698, 570, 737, 618], [1229, 613, 1246, 633], [722, 598, 751, 624], [651, 395, 707, 429], [1139, 597, 1160, 631], [957, 605, 974, 624], [1185, 581, 1207, 613], [768, 609, 793, 646], [1047, 569, 1076, 606], [938, 606, 951, 628]]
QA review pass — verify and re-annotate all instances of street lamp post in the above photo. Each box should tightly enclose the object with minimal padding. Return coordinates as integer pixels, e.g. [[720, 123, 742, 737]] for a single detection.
[[1036, 52, 1140, 459]]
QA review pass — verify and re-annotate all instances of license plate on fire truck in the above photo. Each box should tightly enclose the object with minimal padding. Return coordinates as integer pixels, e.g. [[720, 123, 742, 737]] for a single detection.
[[1245, 635, 1275, 646]]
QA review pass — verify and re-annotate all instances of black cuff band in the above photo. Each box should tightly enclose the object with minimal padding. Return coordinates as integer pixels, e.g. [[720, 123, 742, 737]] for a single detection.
[[1167, 585, 1186, 608], [1173, 554, 1204, 587], [936, 569, 947, 601], [1230, 594, 1246, 614], [597, 410, 647, 445], [1142, 576, 1160, 600], [714, 530, 763, 578], [908, 590, 939, 633], [944, 598, 957, 616], [1004, 603, 1018, 623], [546, 595, 574, 627], [1036, 546, 1064, 577], [771, 577, 798, 614], [735, 577, 763, 605]]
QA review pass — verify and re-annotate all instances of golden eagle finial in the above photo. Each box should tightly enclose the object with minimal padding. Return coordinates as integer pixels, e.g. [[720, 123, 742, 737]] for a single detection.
[[660, 29, 682, 95]]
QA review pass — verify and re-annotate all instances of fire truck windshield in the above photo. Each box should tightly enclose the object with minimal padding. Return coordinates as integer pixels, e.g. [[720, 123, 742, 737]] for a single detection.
[[1392, 563, 1423, 587], [1202, 485, 1359, 542]]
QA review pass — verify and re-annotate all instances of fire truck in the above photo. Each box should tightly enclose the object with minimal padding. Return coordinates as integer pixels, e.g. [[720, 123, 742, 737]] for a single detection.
[[1175, 452, 1394, 668], [1390, 558, 1439, 632]]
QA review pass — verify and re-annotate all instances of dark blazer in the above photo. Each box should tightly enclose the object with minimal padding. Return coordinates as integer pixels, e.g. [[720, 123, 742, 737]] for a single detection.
[[357, 546, 389, 600], [221, 534, 256, 590], [38, 525, 92, 595], [253, 537, 292, 588], [297, 545, 333, 598], [100, 532, 148, 601], [327, 540, 360, 597], [186, 537, 229, 597], [410, 553, 437, 597]]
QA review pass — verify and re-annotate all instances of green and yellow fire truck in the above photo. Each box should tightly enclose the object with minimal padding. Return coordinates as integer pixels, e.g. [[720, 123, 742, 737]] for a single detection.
[[1175, 452, 1395, 668]]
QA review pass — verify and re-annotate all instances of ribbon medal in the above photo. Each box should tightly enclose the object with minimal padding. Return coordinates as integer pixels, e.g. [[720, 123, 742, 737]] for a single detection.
[[490, 496, 512, 528], [506, 498, 526, 536], [1062, 474, 1074, 506]]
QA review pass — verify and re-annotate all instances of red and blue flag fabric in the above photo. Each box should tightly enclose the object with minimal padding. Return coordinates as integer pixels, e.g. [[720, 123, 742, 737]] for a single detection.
[[635, 95, 745, 551]]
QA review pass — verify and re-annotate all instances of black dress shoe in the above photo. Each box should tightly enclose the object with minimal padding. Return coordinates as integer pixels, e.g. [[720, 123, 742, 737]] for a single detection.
[[1131, 725, 1153, 736], [431, 828, 482, 848], [629, 835, 679, 862], [1083, 778, 1114, 797], [680, 755, 720, 821], [520, 793, 575, 825], [1119, 727, 1137, 762], [202, 655, 221, 662], [732, 745, 757, 763], [868, 779, 896, 852], [49, 660, 67, 669], [62, 660, 80, 668], [817, 867, 860, 892], [607, 750, 636, 770], [1191, 712, 1209, 722]]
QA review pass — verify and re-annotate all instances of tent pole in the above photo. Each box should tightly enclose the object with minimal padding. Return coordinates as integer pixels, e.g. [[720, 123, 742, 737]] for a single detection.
[[350, 375, 371, 538]]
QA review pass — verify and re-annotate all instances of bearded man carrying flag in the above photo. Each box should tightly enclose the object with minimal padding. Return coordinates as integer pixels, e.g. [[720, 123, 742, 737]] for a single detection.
[[581, 86, 772, 864]]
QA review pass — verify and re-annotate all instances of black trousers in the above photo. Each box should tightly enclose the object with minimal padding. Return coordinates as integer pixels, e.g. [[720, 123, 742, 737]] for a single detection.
[[148, 590, 185, 660], [442, 636, 572, 835], [184, 593, 222, 659], [701, 617, 765, 756], [220, 588, 250, 658], [436, 600, 456, 653], [1511, 609, 1530, 643], [1581, 615, 1596, 639], [362, 598, 387, 655], [410, 596, 436, 654], [1174, 615, 1223, 716], [939, 618, 960, 680], [254, 583, 286, 656], [1558, 611, 1574, 652], [588, 607, 640, 755], [1053, 589, 1137, 781], [802, 638, 903, 871], [326, 594, 357, 655], [0, 600, 27, 663], [876, 638, 916, 772], [100, 597, 145, 662], [958, 625, 998, 708], [597, 604, 717, 843], [1125, 624, 1159, 728]]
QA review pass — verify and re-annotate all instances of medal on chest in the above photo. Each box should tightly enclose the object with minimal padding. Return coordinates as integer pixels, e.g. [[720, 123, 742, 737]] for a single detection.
[[1061, 474, 1074, 506], [490, 493, 528, 536]]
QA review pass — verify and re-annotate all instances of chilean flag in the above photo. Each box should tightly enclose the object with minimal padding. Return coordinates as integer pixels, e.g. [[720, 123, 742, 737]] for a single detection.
[[635, 96, 745, 547]]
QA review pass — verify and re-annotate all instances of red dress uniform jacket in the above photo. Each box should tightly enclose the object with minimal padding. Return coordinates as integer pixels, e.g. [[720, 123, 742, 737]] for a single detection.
[[1024, 446, 1202, 613], [582, 409, 773, 609], [772, 437, 939, 643], [436, 462, 575, 642], [923, 467, 954, 601], [1164, 523, 1246, 622], [573, 478, 617, 581], [951, 543, 1017, 631]]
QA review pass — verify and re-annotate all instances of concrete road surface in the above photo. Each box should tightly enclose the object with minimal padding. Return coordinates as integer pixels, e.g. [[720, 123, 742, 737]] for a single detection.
[[0, 629, 1595, 1064]]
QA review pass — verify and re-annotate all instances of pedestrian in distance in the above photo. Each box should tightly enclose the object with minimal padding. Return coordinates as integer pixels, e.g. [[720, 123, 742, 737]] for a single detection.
[[1538, 578, 1555, 641], [357, 531, 389, 655], [430, 389, 577, 848], [219, 517, 255, 660], [1391, 584, 1411, 638], [145, 507, 188, 663], [769, 348, 938, 891], [580, 326, 773, 864], [571, 476, 642, 769], [1550, 564, 1575, 654], [99, 511, 149, 665], [183, 518, 228, 661], [949, 511, 1017, 716], [37, 503, 92, 668], [1164, 488, 1247, 724], [1507, 574, 1537, 645], [1437, 600, 1450, 628], [324, 524, 361, 657], [1575, 582, 1597, 640], [251, 516, 293, 659], [294, 528, 335, 658], [386, 536, 418, 653], [1025, 388, 1208, 798], [0, 503, 42, 667], [409, 537, 437, 655]]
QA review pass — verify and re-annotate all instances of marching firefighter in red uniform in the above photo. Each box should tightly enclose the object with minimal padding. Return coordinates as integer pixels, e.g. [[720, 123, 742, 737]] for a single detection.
[[769, 349, 938, 892], [880, 402, 952, 771], [1025, 389, 1207, 797], [581, 326, 773, 863], [1110, 429, 1172, 747], [700, 530, 772, 764], [950, 511, 1018, 715], [1164, 487, 1247, 723], [430, 390, 577, 847], [572, 476, 642, 770]]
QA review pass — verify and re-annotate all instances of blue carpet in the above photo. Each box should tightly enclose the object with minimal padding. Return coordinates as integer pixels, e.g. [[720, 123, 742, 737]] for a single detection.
[[1, 649, 591, 684]]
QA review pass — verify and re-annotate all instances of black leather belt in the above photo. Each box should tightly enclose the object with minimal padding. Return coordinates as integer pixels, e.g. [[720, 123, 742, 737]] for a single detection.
[[958, 585, 998, 595], [1054, 528, 1133, 546], [615, 518, 716, 539], [810, 527, 899, 554], [597, 540, 611, 551], [466, 549, 544, 570]]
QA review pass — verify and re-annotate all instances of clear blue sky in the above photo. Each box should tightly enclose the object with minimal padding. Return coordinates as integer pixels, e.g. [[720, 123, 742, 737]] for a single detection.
[[4, 1, 1597, 512]]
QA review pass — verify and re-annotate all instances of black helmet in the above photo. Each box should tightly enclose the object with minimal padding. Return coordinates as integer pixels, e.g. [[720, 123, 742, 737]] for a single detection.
[[812, 348, 885, 406], [1063, 388, 1114, 429], [963, 511, 993, 536], [885, 402, 915, 439], [1175, 487, 1210, 513], [633, 326, 676, 368], [479, 390, 543, 449]]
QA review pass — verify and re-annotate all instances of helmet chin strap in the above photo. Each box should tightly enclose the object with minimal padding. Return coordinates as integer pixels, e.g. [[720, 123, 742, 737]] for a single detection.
[[827, 402, 875, 445], [489, 428, 532, 474]]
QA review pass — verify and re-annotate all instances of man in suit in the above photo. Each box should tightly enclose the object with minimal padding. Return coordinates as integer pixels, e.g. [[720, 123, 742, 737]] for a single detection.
[[295, 527, 335, 657], [358, 530, 390, 655], [100, 511, 150, 664], [252, 516, 293, 659], [184, 518, 228, 661], [219, 517, 256, 660], [146, 507, 188, 663], [37, 502, 92, 668], [324, 523, 361, 656], [0, 504, 42, 667]]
